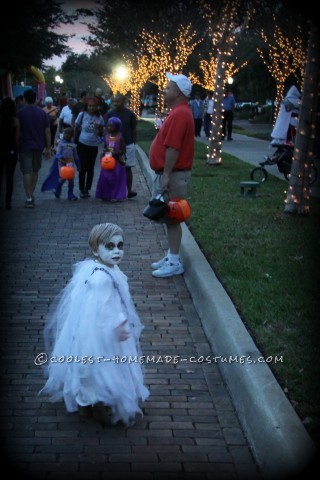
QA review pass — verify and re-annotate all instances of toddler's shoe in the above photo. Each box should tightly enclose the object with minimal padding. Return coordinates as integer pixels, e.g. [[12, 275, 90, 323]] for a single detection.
[[54, 185, 62, 199], [25, 198, 34, 208], [92, 402, 112, 427], [78, 405, 93, 419]]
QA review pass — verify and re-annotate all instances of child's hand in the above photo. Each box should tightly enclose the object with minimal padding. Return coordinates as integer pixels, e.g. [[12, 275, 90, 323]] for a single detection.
[[43, 147, 51, 159], [115, 320, 130, 342]]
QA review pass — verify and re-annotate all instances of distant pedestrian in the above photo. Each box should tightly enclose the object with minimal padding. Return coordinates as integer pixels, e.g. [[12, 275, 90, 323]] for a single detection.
[[41, 127, 79, 201], [74, 97, 104, 198], [203, 91, 214, 138], [189, 92, 203, 137], [15, 95, 25, 112], [148, 72, 194, 278], [94, 87, 108, 117], [95, 117, 127, 202], [58, 97, 76, 132], [155, 110, 165, 132], [71, 91, 88, 145], [59, 92, 68, 110], [43, 96, 59, 148], [0, 97, 20, 209], [222, 88, 236, 140], [39, 222, 149, 427], [106, 94, 138, 198], [16, 89, 51, 208], [71, 91, 88, 126]]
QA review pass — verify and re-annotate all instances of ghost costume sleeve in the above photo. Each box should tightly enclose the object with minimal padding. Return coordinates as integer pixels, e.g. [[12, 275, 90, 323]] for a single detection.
[[39, 259, 149, 425], [271, 86, 301, 146]]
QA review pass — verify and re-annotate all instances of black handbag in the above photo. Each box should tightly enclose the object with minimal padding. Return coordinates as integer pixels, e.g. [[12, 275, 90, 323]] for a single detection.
[[143, 194, 169, 221], [75, 112, 84, 145]]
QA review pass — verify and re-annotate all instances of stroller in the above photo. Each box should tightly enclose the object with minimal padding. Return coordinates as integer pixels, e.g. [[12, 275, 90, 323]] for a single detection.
[[250, 143, 318, 184], [250, 86, 318, 184]]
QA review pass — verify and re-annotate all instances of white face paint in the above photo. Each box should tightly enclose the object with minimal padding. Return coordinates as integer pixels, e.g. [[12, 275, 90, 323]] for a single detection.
[[94, 234, 124, 267]]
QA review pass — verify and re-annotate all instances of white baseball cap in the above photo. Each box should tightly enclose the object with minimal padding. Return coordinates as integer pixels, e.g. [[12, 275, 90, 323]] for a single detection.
[[45, 96, 53, 103], [166, 72, 192, 97]]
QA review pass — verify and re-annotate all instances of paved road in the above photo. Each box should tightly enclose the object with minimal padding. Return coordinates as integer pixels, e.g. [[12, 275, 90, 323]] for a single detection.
[[0, 156, 261, 479]]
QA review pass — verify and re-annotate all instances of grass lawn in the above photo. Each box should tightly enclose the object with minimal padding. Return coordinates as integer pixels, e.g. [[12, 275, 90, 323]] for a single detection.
[[137, 119, 320, 443]]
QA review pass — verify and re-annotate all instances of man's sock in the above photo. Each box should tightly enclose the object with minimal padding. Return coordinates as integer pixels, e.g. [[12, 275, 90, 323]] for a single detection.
[[167, 252, 180, 265]]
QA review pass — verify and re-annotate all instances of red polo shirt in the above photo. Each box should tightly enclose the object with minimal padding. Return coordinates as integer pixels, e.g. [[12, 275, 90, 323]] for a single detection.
[[149, 102, 194, 171]]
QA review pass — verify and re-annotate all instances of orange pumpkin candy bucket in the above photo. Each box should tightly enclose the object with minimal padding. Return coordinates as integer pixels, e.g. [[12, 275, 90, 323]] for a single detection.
[[101, 155, 116, 170], [167, 198, 192, 223], [60, 165, 75, 180]]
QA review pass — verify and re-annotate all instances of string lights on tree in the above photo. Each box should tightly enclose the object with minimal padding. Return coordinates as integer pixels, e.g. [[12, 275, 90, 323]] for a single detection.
[[225, 61, 248, 83], [258, 19, 307, 120], [103, 24, 200, 120], [190, 55, 247, 91], [124, 55, 151, 118], [201, 0, 252, 166], [139, 29, 170, 115], [139, 24, 201, 117], [189, 55, 217, 90], [284, 25, 319, 215]]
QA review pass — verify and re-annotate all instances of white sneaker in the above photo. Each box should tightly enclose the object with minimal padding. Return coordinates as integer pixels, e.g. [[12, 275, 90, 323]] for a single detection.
[[151, 256, 169, 270], [152, 261, 184, 278]]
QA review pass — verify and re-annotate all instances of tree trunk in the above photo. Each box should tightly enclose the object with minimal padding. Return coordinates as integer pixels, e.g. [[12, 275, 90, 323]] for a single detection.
[[207, 53, 226, 166], [284, 25, 320, 215]]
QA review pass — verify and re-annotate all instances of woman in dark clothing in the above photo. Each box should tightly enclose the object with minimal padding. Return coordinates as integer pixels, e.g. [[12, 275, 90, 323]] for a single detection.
[[0, 97, 20, 209], [74, 98, 104, 198]]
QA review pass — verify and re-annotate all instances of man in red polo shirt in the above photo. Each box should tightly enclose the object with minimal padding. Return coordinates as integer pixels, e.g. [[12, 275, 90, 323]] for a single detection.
[[149, 72, 194, 278]]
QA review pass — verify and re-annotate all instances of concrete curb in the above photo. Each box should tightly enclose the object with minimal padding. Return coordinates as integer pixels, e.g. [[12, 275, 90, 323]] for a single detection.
[[136, 144, 316, 479]]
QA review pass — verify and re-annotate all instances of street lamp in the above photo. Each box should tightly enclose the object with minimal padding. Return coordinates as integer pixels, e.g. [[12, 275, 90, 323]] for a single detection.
[[227, 77, 234, 85], [54, 75, 64, 96], [55, 75, 64, 84], [115, 65, 128, 81]]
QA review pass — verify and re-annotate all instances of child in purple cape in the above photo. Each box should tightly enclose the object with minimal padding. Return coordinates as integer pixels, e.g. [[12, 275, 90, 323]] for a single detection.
[[41, 127, 80, 201], [95, 117, 127, 202]]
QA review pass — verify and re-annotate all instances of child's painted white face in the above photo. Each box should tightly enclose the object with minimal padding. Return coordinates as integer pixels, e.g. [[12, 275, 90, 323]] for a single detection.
[[94, 234, 124, 267]]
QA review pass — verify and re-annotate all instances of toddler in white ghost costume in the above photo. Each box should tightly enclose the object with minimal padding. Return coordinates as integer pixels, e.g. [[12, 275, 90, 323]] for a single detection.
[[39, 222, 149, 426]]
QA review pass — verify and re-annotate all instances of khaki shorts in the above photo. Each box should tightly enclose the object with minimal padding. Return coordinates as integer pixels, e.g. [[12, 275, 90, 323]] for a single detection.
[[125, 143, 136, 167], [19, 152, 42, 174], [152, 170, 191, 200]]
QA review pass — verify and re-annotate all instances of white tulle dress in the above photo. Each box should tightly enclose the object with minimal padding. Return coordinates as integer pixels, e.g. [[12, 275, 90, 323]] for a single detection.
[[39, 259, 149, 425]]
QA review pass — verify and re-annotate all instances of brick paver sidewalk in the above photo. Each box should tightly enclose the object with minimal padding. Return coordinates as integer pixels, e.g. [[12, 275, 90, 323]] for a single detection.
[[0, 154, 261, 480]]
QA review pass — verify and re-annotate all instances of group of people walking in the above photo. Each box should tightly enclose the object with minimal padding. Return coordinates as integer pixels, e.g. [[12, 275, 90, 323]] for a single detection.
[[189, 88, 236, 140], [0, 89, 138, 209]]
